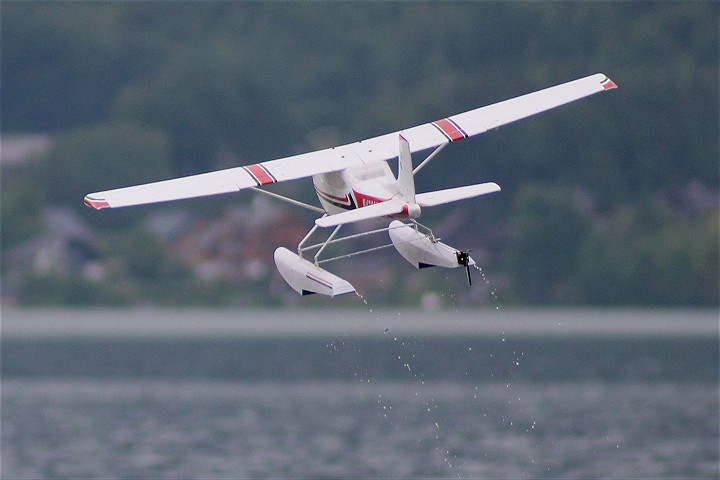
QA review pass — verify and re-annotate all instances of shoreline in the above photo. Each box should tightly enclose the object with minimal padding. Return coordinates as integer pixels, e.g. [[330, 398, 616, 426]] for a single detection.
[[2, 308, 717, 339]]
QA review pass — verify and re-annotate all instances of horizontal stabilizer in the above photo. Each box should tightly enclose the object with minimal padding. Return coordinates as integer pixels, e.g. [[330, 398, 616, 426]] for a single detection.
[[416, 182, 501, 207], [315, 200, 405, 228]]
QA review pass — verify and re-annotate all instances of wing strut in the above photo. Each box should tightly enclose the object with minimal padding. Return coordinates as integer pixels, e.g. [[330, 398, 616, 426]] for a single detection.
[[250, 187, 325, 214], [412, 143, 447, 175]]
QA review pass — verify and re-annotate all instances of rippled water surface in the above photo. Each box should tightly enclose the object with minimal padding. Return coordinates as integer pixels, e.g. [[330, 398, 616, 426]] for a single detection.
[[2, 309, 718, 479]]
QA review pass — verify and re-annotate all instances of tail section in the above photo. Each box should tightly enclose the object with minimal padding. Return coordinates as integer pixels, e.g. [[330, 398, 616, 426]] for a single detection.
[[314, 135, 500, 228], [397, 135, 416, 203]]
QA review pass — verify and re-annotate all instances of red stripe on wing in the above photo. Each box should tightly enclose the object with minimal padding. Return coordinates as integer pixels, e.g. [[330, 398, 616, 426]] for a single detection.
[[243, 164, 277, 186], [432, 118, 468, 142]]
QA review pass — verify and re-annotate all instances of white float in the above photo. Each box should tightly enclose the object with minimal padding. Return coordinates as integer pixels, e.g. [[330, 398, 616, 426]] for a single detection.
[[274, 247, 355, 296], [388, 220, 475, 269]]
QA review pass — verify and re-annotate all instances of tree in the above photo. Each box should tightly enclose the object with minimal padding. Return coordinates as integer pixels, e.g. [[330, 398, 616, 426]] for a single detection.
[[504, 183, 593, 304], [41, 122, 172, 229], [570, 204, 719, 306]]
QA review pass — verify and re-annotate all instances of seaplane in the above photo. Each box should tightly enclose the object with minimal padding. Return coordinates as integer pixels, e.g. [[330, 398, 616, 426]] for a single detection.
[[84, 73, 617, 297]]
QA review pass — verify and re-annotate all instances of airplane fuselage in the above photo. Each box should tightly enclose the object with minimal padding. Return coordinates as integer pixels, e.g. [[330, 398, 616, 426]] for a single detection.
[[312, 161, 399, 216]]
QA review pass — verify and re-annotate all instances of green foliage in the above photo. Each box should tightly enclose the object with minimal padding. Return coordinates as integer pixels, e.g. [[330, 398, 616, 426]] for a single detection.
[[505, 184, 592, 304], [104, 228, 191, 281], [41, 122, 172, 229], [1, 166, 45, 251], [570, 206, 719, 306], [111, 44, 286, 175], [505, 187, 719, 306], [16, 273, 128, 306], [5, 2, 717, 199], [1, 3, 159, 130]]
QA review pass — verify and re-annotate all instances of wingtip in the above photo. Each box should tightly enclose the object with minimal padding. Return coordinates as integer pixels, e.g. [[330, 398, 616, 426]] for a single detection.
[[84, 195, 110, 210], [601, 75, 618, 90]]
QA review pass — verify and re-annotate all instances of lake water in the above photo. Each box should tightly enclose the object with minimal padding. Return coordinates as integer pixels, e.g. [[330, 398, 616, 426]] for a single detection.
[[2, 308, 718, 478]]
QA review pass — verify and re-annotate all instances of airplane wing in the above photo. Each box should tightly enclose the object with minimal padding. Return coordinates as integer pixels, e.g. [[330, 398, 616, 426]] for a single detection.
[[84, 73, 616, 210]]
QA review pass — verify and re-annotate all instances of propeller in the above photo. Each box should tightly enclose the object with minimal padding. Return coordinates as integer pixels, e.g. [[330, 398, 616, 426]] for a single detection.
[[455, 250, 473, 286]]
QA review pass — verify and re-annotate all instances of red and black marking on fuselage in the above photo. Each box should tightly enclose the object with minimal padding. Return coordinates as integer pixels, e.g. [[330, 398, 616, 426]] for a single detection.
[[353, 190, 389, 208], [316, 186, 395, 213], [432, 118, 468, 142], [315, 187, 357, 210], [243, 164, 277, 186]]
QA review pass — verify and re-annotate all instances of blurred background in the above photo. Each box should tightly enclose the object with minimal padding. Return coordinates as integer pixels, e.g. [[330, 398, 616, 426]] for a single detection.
[[2, 4, 718, 478], [1, 2, 717, 307]]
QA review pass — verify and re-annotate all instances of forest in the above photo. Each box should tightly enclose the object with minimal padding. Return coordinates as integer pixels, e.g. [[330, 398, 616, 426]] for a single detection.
[[1, 2, 717, 307]]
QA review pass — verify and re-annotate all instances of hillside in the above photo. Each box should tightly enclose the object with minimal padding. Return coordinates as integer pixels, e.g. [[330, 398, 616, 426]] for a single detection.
[[1, 2, 717, 306]]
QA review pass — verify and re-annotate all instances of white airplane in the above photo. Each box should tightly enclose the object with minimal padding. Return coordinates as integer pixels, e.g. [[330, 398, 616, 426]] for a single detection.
[[85, 73, 617, 297]]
